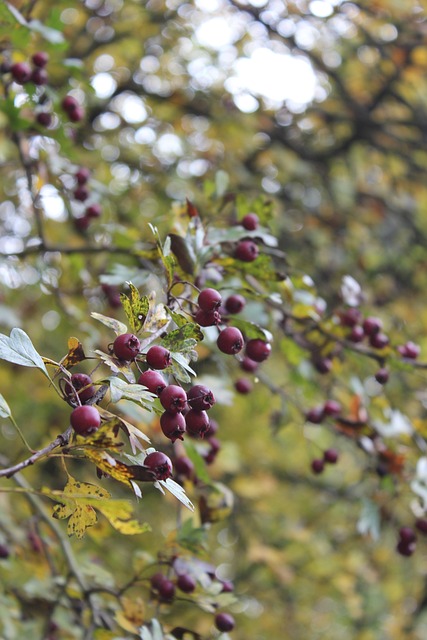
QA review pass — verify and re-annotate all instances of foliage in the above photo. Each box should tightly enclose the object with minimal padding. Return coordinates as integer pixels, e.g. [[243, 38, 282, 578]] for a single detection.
[[1, 2, 427, 640]]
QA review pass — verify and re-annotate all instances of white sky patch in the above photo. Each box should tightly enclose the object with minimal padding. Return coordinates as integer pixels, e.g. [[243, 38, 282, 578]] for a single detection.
[[227, 48, 317, 106], [196, 17, 237, 49], [91, 72, 117, 99], [309, 0, 334, 17]]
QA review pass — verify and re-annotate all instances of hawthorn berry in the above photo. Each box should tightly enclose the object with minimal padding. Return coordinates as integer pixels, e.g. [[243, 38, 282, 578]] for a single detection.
[[397, 341, 420, 359], [177, 573, 196, 593], [0, 544, 10, 559], [241, 212, 259, 230], [75, 167, 90, 184], [144, 451, 173, 480], [137, 370, 166, 395], [86, 203, 102, 218], [146, 345, 172, 370], [369, 332, 389, 349], [159, 384, 187, 413], [198, 288, 222, 311], [74, 186, 89, 202], [194, 308, 221, 327], [234, 239, 259, 262], [323, 448, 339, 464], [399, 526, 416, 544], [235, 378, 252, 394], [348, 326, 364, 343], [363, 316, 382, 336], [64, 373, 95, 403], [32, 51, 49, 68], [11, 62, 32, 84], [205, 417, 219, 437], [160, 411, 186, 442], [217, 326, 244, 355], [323, 400, 341, 416], [185, 409, 210, 437], [150, 572, 167, 591], [204, 436, 221, 464], [174, 456, 195, 479], [375, 367, 389, 384], [245, 338, 271, 362], [74, 215, 91, 232], [306, 406, 325, 424], [158, 578, 175, 602], [240, 356, 259, 372], [113, 333, 141, 361], [36, 112, 52, 127], [311, 459, 325, 474], [68, 105, 85, 122], [30, 68, 48, 85], [396, 540, 416, 557], [187, 384, 216, 411], [415, 519, 427, 535], [215, 612, 235, 632], [61, 95, 79, 113], [70, 405, 101, 436], [339, 307, 361, 327], [225, 293, 246, 314], [221, 579, 234, 593]]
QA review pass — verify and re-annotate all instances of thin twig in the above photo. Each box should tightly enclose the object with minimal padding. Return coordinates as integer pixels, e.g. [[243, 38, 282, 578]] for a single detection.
[[0, 427, 72, 478]]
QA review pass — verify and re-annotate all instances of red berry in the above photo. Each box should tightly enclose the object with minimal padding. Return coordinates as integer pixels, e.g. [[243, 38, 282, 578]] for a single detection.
[[137, 370, 166, 395], [313, 357, 333, 374], [144, 451, 173, 480], [215, 612, 235, 632], [221, 580, 234, 593], [245, 339, 271, 362], [30, 68, 48, 85], [240, 356, 259, 372], [241, 212, 259, 230], [397, 341, 420, 359], [187, 384, 215, 411], [61, 95, 79, 113], [323, 448, 339, 464], [375, 367, 389, 384], [339, 308, 361, 327], [158, 578, 175, 602], [348, 326, 364, 343], [396, 540, 416, 557], [75, 167, 91, 184], [225, 294, 246, 314], [70, 405, 101, 436], [185, 409, 210, 437], [194, 308, 221, 327], [234, 239, 259, 262], [235, 378, 252, 394], [205, 418, 219, 437], [74, 215, 91, 232], [0, 544, 10, 559], [68, 106, 85, 122], [306, 406, 325, 424], [174, 456, 195, 479], [311, 458, 324, 474], [217, 326, 244, 355], [203, 436, 221, 464], [177, 573, 196, 593], [11, 62, 32, 84], [64, 373, 95, 403], [146, 345, 172, 370], [113, 333, 141, 361], [86, 203, 102, 218], [150, 572, 167, 591], [36, 112, 53, 127], [415, 519, 427, 535], [160, 411, 186, 442], [363, 316, 382, 336], [399, 526, 416, 544], [369, 332, 389, 349], [159, 384, 187, 413], [32, 51, 49, 68], [323, 400, 341, 416], [198, 288, 222, 311], [74, 186, 89, 202]]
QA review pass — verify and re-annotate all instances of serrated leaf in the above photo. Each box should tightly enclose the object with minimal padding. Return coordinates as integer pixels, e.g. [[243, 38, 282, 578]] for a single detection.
[[0, 393, 11, 419], [67, 504, 97, 538], [121, 283, 149, 333], [59, 336, 86, 370], [167, 309, 191, 328], [91, 312, 128, 336], [73, 418, 124, 452], [228, 318, 272, 342], [108, 376, 155, 407], [0, 328, 48, 376], [95, 500, 151, 535], [159, 478, 194, 512], [96, 406, 151, 452]]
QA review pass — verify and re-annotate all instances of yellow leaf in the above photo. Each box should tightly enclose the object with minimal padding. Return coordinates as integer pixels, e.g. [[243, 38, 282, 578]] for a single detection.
[[67, 504, 97, 539]]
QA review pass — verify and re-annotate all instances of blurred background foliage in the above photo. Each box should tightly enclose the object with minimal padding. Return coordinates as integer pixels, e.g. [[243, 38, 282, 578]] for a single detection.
[[2, 0, 427, 639]]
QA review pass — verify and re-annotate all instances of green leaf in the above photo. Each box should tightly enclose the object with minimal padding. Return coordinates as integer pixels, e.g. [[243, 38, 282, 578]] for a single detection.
[[357, 498, 381, 541], [5, 2, 65, 43], [0, 328, 48, 376], [168, 233, 196, 274], [160, 323, 203, 351], [120, 283, 149, 334], [227, 318, 272, 342], [90, 312, 128, 336], [108, 377, 155, 408], [184, 441, 214, 486], [176, 517, 208, 553], [0, 393, 11, 419]]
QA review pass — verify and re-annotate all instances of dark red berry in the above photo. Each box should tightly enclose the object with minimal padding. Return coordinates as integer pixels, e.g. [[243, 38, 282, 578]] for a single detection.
[[61, 95, 79, 113], [146, 345, 172, 370], [204, 436, 220, 464], [314, 357, 333, 374], [306, 406, 325, 424], [363, 316, 382, 336], [339, 307, 361, 327], [36, 112, 53, 127], [235, 378, 252, 394], [323, 448, 339, 464], [375, 367, 389, 384], [74, 215, 91, 232], [234, 239, 259, 262], [113, 333, 141, 361], [158, 578, 175, 602], [160, 411, 186, 442], [177, 573, 196, 593], [30, 68, 48, 85], [194, 308, 221, 327], [240, 356, 259, 372], [221, 580, 234, 593], [144, 451, 173, 480], [215, 612, 235, 632], [86, 203, 102, 218], [241, 212, 259, 230], [311, 458, 324, 474], [0, 544, 10, 559], [225, 294, 246, 314], [185, 409, 210, 437], [187, 384, 216, 411], [159, 385, 187, 413], [396, 540, 416, 557], [68, 106, 85, 122], [32, 51, 49, 68], [11, 62, 32, 84], [198, 288, 222, 311], [245, 339, 271, 362], [74, 186, 89, 202], [137, 370, 166, 395], [205, 418, 219, 437], [174, 456, 195, 479], [369, 332, 389, 349], [64, 373, 95, 403], [397, 341, 420, 359], [217, 326, 244, 355], [75, 167, 91, 184], [70, 405, 101, 436], [415, 518, 427, 535], [348, 326, 364, 343], [399, 526, 416, 544], [150, 572, 167, 591], [323, 400, 341, 416]]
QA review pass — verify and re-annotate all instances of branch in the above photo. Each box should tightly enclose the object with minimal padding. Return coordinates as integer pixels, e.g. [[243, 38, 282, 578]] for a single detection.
[[0, 427, 72, 478]]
